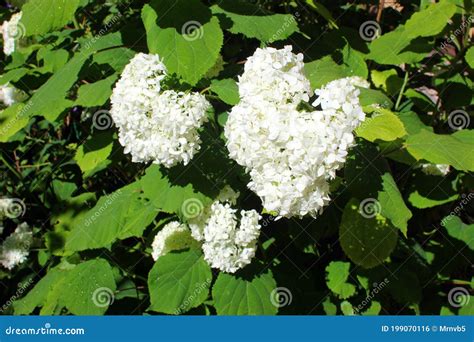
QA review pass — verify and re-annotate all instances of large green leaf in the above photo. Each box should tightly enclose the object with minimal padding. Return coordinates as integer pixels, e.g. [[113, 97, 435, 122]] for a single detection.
[[378, 173, 412, 237], [75, 75, 118, 107], [325, 261, 356, 299], [356, 109, 407, 142], [148, 249, 212, 314], [14, 267, 67, 315], [212, 268, 277, 315], [339, 198, 399, 268], [304, 56, 349, 90], [142, 0, 223, 85], [140, 165, 213, 219], [21, 0, 80, 36], [405, 130, 474, 171], [0, 103, 31, 142], [211, 2, 299, 43], [368, 26, 432, 65], [14, 259, 116, 315], [65, 182, 158, 252], [61, 259, 116, 315], [405, 1, 456, 38]]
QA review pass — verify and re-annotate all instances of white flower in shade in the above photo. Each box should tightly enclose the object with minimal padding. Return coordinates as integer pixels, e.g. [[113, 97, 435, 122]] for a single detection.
[[419, 163, 450, 176], [188, 186, 261, 273], [225, 46, 368, 218], [151, 221, 198, 261], [0, 222, 32, 270], [201, 202, 261, 273], [0, 84, 24, 106], [110, 53, 210, 167], [2, 12, 23, 56]]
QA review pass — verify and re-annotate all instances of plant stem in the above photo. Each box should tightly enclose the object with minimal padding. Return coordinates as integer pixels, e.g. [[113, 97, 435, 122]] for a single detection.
[[395, 69, 409, 111]]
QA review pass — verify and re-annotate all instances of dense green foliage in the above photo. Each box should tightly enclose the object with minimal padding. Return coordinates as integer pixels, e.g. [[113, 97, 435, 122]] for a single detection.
[[0, 0, 473, 315]]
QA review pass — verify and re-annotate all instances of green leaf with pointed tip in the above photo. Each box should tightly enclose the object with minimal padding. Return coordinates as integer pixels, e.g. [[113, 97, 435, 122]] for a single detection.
[[325, 261, 356, 299], [368, 26, 432, 65], [356, 109, 407, 142], [21, 0, 80, 36], [210, 79, 239, 105], [65, 182, 158, 252], [405, 130, 474, 171], [75, 75, 117, 107], [339, 198, 398, 268], [142, 1, 223, 85], [211, 2, 299, 43], [305, 56, 349, 90], [148, 249, 212, 314], [14, 267, 67, 315], [378, 173, 412, 237], [405, 1, 457, 38], [0, 103, 30, 142], [212, 268, 277, 315], [14, 259, 116, 315]]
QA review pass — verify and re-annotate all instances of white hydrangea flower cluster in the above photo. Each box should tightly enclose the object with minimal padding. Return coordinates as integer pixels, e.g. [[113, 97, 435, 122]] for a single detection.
[[225, 46, 368, 218], [191, 199, 261, 274], [0, 84, 24, 106], [1, 12, 23, 56], [419, 163, 450, 176], [110, 53, 211, 167], [150, 187, 262, 273], [0, 222, 32, 270], [151, 221, 198, 261]]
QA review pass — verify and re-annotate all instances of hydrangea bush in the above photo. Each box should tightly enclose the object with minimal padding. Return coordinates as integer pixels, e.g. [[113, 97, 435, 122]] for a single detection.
[[0, 0, 473, 316]]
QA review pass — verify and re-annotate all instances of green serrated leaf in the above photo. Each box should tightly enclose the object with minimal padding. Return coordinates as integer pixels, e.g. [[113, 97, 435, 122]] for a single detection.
[[75, 75, 117, 107], [212, 268, 277, 315], [148, 249, 212, 314], [142, 1, 223, 85], [210, 79, 239, 105], [212, 2, 299, 43], [21, 0, 80, 36], [339, 198, 399, 268], [356, 109, 407, 142], [325, 261, 356, 299], [405, 130, 474, 171], [405, 1, 457, 38]]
